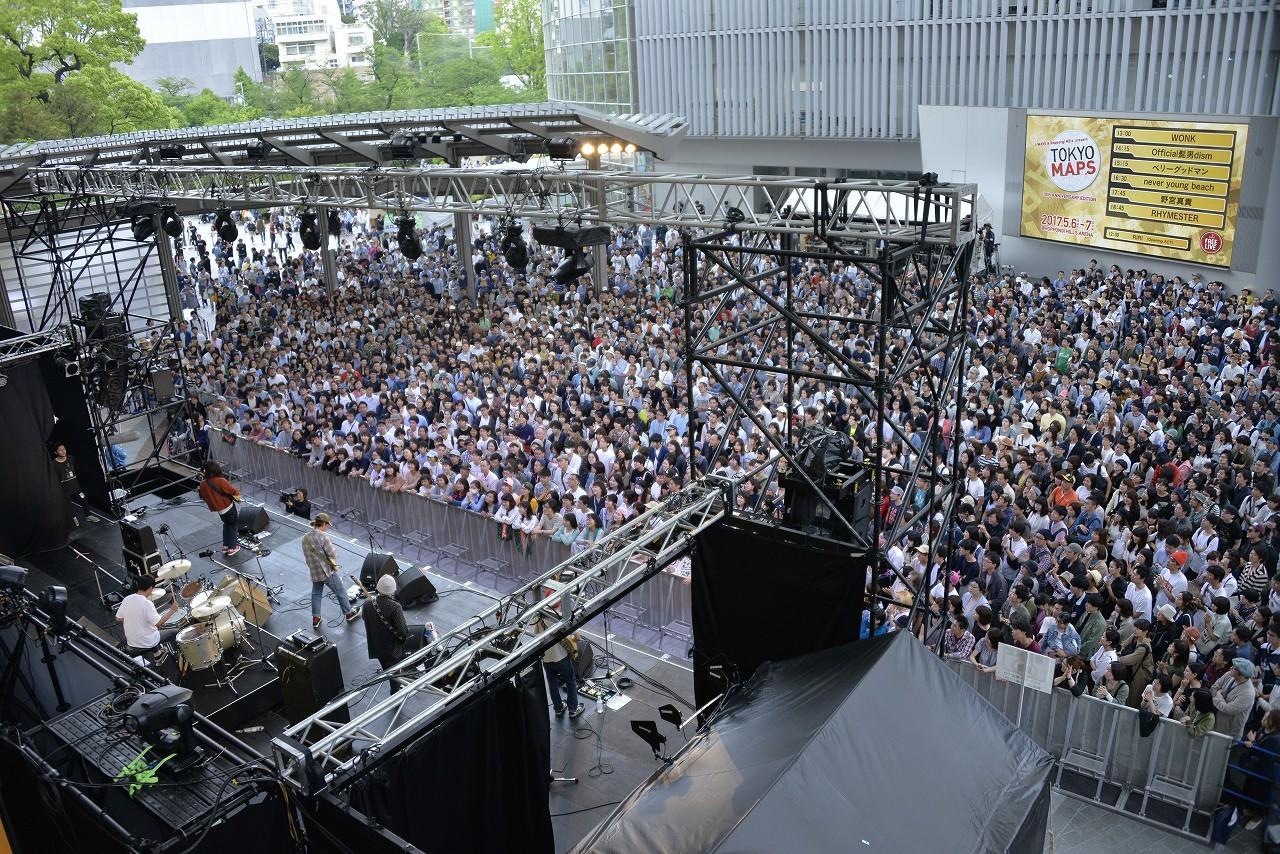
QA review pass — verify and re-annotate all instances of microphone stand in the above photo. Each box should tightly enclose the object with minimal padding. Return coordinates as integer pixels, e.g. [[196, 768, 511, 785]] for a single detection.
[[69, 547, 128, 637]]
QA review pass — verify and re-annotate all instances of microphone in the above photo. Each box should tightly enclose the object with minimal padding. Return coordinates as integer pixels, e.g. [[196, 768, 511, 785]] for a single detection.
[[157, 523, 171, 535]]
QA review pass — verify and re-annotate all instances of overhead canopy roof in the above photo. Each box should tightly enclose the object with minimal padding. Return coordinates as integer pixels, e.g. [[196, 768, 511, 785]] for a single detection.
[[0, 102, 686, 172], [574, 631, 1052, 854]]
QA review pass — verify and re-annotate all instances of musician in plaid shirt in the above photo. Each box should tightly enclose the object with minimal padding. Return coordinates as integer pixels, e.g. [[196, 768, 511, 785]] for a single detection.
[[302, 513, 360, 629]]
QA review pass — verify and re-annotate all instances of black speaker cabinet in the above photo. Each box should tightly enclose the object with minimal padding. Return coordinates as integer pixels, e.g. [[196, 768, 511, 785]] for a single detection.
[[120, 520, 158, 555], [123, 550, 163, 579], [359, 552, 400, 588], [237, 504, 270, 535], [274, 638, 348, 726], [393, 566, 439, 608]]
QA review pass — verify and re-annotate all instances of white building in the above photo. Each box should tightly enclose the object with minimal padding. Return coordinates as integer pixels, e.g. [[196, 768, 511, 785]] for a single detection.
[[121, 0, 263, 98], [269, 0, 373, 78]]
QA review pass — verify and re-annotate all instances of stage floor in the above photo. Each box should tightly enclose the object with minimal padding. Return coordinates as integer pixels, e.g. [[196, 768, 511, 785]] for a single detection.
[[18, 491, 697, 852]]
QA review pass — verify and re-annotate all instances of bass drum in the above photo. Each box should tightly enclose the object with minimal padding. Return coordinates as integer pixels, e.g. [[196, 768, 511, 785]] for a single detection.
[[207, 606, 247, 650], [176, 624, 221, 671]]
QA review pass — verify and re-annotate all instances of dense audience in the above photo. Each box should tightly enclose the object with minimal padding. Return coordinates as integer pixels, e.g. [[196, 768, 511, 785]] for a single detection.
[[177, 206, 1280, 825]]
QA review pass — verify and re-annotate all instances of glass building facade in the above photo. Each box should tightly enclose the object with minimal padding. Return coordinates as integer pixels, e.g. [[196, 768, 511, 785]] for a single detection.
[[543, 0, 635, 114]]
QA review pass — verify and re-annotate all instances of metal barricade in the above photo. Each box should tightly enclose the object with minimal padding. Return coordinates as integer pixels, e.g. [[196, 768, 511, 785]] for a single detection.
[[945, 659, 1232, 837], [209, 430, 695, 634]]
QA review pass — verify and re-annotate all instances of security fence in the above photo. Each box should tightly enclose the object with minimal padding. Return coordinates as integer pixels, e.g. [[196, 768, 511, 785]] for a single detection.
[[948, 659, 1233, 839], [209, 432, 694, 640]]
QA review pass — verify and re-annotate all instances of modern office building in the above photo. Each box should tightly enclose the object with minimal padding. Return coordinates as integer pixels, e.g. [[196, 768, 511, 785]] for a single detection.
[[121, 0, 263, 98], [421, 0, 496, 36], [543, 0, 1280, 286]]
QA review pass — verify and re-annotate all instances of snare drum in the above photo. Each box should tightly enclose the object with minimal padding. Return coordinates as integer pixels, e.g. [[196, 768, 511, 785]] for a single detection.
[[176, 624, 221, 671]]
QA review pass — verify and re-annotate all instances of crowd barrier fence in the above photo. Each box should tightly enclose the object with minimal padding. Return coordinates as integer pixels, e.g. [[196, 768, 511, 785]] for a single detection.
[[947, 659, 1232, 838]]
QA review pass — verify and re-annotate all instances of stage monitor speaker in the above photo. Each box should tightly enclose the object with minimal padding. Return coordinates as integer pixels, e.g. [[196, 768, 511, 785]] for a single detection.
[[360, 552, 400, 589], [122, 549, 163, 579], [120, 520, 158, 555], [237, 504, 269, 535], [393, 566, 438, 608], [275, 639, 348, 726]]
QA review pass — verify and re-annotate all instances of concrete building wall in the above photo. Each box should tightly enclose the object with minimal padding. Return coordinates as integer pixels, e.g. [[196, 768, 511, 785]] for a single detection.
[[123, 0, 263, 97]]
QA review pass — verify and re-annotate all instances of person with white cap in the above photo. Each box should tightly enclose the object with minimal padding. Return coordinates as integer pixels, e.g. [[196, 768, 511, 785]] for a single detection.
[[362, 572, 414, 691]]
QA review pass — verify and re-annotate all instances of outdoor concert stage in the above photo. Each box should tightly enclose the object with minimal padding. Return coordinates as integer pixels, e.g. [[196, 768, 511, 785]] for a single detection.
[[17, 490, 698, 851]]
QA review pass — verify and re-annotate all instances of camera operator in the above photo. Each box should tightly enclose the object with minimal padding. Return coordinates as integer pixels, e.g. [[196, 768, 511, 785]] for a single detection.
[[282, 487, 312, 520]]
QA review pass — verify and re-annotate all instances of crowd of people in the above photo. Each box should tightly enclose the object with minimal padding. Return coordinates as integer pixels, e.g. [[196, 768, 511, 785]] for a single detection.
[[175, 204, 1280, 831]]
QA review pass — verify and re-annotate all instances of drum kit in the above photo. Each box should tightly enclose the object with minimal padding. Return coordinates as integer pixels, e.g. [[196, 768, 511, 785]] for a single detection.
[[153, 558, 257, 686]]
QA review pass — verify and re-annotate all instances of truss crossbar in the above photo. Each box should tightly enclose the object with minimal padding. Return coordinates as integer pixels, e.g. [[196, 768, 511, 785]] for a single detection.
[[0, 327, 70, 366], [26, 166, 976, 244], [271, 481, 726, 795]]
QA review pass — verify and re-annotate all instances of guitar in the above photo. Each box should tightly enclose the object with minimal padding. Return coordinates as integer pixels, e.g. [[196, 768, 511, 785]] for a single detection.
[[350, 574, 371, 597]]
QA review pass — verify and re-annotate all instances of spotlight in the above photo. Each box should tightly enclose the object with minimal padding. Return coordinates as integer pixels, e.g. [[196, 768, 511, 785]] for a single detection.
[[298, 212, 321, 250], [130, 214, 154, 242], [397, 214, 422, 260], [213, 209, 238, 242], [38, 585, 68, 634], [124, 684, 200, 765], [55, 355, 79, 378], [725, 206, 746, 224], [327, 210, 340, 234], [430, 133, 442, 144], [0, 372, 7, 389], [918, 171, 939, 187], [552, 250, 592, 284], [629, 719, 668, 760], [547, 137, 579, 160], [623, 142, 637, 154], [511, 138, 529, 164], [157, 144, 186, 160], [532, 223, 611, 250], [452, 133, 463, 143], [500, 222, 528, 271], [388, 133, 416, 159], [0, 566, 27, 591], [95, 352, 118, 373], [579, 141, 595, 157], [609, 142, 622, 154], [159, 206, 183, 238], [245, 140, 267, 159]]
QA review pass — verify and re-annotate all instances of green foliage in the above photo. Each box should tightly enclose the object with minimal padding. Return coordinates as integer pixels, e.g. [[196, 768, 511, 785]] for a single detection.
[[45, 66, 180, 137], [258, 42, 280, 73], [475, 0, 545, 96]]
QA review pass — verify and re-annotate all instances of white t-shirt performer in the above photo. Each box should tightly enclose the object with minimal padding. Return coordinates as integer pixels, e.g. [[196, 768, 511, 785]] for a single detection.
[[116, 576, 180, 653]]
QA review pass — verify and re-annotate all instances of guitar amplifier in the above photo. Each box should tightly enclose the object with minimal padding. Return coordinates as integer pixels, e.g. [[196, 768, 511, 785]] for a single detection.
[[274, 636, 348, 726]]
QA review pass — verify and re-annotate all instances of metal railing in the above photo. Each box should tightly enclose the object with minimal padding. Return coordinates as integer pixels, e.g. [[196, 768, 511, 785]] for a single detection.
[[209, 432, 694, 634], [947, 659, 1233, 839]]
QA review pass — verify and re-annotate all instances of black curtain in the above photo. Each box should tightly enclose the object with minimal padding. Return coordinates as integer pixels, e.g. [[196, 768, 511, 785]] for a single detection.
[[40, 352, 109, 513], [347, 667, 553, 854], [690, 519, 867, 708], [0, 353, 71, 556]]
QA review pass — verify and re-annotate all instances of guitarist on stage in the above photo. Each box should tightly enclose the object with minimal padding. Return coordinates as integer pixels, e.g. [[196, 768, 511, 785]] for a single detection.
[[362, 573, 413, 691], [198, 461, 242, 556]]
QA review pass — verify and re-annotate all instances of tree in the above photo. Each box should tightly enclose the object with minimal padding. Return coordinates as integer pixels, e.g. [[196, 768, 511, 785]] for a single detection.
[[258, 42, 280, 73], [178, 88, 255, 127], [45, 66, 178, 136], [277, 68, 318, 116], [154, 76, 194, 104], [360, 0, 430, 56], [0, 0, 144, 96], [476, 0, 545, 96]]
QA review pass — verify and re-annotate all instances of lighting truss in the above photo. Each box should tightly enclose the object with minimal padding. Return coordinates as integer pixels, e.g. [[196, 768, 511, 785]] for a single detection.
[[27, 165, 977, 244], [0, 327, 71, 366], [272, 481, 727, 795]]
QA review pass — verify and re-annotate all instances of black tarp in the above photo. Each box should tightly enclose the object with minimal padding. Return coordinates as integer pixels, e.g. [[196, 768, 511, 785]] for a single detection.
[[574, 631, 1052, 854]]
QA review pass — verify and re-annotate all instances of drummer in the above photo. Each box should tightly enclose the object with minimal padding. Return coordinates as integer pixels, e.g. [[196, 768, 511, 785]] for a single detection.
[[116, 575, 181, 660]]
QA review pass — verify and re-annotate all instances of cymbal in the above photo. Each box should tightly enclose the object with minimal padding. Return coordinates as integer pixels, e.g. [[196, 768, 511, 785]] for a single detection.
[[156, 559, 192, 581], [147, 586, 168, 602], [190, 594, 231, 619]]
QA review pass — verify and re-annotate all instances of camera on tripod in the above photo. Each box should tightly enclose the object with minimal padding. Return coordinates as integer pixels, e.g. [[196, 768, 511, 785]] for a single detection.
[[280, 488, 300, 503]]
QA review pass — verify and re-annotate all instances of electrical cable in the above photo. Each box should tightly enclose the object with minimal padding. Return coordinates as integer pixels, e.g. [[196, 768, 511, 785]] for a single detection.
[[550, 800, 622, 817]]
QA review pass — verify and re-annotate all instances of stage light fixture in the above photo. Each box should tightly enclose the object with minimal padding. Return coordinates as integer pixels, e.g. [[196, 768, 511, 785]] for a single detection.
[[298, 211, 322, 250], [500, 222, 528, 271], [125, 684, 200, 766], [130, 214, 155, 242], [630, 719, 668, 760], [725, 206, 746, 225], [918, 171, 939, 187], [511, 138, 529, 163], [157, 144, 185, 160], [430, 133, 442, 144], [245, 140, 267, 159], [388, 133, 417, 159], [609, 142, 622, 154], [532, 223, 611, 251], [54, 355, 79, 378], [624, 142, 637, 154], [0, 566, 27, 591], [159, 206, 183, 238], [0, 372, 8, 389], [547, 137, 579, 160], [327, 210, 340, 234], [38, 585, 68, 633], [452, 133, 463, 143], [580, 141, 595, 157], [213, 209, 238, 242], [552, 250, 592, 284], [396, 214, 422, 260]]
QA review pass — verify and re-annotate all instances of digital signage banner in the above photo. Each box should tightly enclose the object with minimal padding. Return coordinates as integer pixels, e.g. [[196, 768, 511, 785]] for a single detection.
[[1020, 115, 1248, 268]]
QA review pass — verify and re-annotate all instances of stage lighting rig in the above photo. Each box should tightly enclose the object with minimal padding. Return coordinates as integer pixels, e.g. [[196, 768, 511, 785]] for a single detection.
[[388, 133, 417, 159], [124, 684, 201, 770], [500, 221, 528, 271], [130, 212, 155, 241], [38, 585, 68, 634], [547, 137, 578, 161], [552, 251, 592, 285], [157, 144, 186, 160], [158, 206, 183, 238], [298, 211, 322, 250], [396, 214, 422, 260], [213, 209, 238, 242]]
